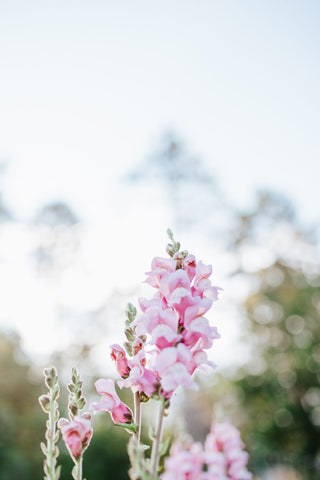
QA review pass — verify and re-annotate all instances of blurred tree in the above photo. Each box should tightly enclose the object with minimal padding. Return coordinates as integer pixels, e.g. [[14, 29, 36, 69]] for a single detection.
[[235, 258, 320, 478], [180, 191, 320, 479], [0, 330, 43, 480], [32, 201, 80, 275], [126, 130, 224, 231]]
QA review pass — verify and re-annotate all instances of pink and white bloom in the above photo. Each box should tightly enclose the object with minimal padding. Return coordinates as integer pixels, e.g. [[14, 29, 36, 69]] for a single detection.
[[161, 421, 251, 480], [154, 343, 198, 393], [183, 316, 220, 349], [145, 257, 177, 288], [159, 269, 191, 307], [91, 378, 133, 424], [182, 254, 197, 281], [192, 261, 222, 301], [205, 423, 252, 480], [118, 352, 158, 397], [135, 307, 181, 349], [110, 344, 130, 378], [162, 442, 204, 480], [138, 294, 166, 313], [58, 415, 92, 459]]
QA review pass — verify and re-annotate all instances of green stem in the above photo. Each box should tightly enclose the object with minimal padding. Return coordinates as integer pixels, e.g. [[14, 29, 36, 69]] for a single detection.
[[134, 392, 141, 445], [150, 400, 165, 479], [73, 457, 83, 480], [47, 398, 56, 479]]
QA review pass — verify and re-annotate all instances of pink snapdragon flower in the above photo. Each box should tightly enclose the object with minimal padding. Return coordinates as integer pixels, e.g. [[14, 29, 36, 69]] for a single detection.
[[138, 294, 166, 313], [118, 351, 158, 397], [159, 269, 191, 307], [135, 307, 181, 349], [193, 261, 222, 301], [154, 343, 198, 393], [145, 257, 177, 288], [182, 254, 197, 281], [204, 423, 252, 480], [110, 344, 130, 378], [58, 414, 92, 459], [162, 442, 204, 480], [161, 422, 251, 480], [91, 378, 133, 424]]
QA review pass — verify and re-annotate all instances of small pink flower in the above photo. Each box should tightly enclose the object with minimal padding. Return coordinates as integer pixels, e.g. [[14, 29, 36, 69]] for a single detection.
[[58, 415, 92, 459], [159, 269, 191, 307], [192, 261, 222, 301], [182, 254, 197, 281], [183, 316, 220, 349], [145, 257, 177, 288], [135, 306, 179, 337], [118, 353, 158, 397], [110, 344, 130, 378], [91, 378, 132, 424], [154, 344, 198, 393], [138, 294, 166, 313], [135, 306, 181, 349]]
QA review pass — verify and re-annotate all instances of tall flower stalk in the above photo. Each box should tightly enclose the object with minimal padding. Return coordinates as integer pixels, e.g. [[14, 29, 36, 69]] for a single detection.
[[39, 366, 61, 480], [58, 367, 92, 480]]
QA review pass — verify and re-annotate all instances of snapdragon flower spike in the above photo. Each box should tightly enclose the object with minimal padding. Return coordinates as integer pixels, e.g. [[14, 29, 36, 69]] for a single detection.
[[91, 378, 133, 424], [161, 422, 252, 480], [204, 423, 252, 480], [132, 232, 221, 398], [161, 442, 204, 480]]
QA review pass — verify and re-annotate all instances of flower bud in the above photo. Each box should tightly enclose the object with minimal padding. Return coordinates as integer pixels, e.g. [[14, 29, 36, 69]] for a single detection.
[[124, 341, 133, 356], [125, 327, 135, 342], [39, 395, 50, 413], [167, 228, 174, 241], [166, 244, 175, 257]]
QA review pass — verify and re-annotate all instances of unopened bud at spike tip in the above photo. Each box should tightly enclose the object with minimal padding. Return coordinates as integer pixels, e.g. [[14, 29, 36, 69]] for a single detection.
[[167, 228, 174, 241]]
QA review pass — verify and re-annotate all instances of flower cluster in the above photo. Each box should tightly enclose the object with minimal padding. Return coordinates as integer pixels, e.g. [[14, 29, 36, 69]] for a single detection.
[[162, 422, 252, 480], [39, 232, 252, 480], [93, 232, 222, 423]]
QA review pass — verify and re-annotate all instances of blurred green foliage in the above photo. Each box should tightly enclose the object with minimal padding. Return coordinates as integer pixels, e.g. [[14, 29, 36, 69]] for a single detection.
[[0, 332, 130, 480], [238, 259, 320, 479]]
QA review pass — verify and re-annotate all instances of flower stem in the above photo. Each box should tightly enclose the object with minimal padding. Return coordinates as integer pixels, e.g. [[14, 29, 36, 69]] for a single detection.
[[150, 399, 165, 479], [47, 398, 56, 478], [134, 392, 141, 444], [73, 457, 83, 480]]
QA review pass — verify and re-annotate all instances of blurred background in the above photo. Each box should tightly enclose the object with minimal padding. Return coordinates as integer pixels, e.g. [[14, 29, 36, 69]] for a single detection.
[[0, 1, 320, 479]]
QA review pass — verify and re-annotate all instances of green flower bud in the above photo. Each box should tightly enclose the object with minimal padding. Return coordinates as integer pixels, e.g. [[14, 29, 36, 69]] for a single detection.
[[39, 395, 51, 413]]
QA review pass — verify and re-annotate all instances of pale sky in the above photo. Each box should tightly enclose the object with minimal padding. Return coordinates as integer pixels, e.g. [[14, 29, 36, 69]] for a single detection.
[[0, 0, 319, 368]]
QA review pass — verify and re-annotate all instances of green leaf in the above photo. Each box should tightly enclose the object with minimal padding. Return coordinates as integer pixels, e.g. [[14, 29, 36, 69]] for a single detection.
[[114, 422, 139, 433], [55, 465, 61, 480], [158, 436, 170, 457], [139, 443, 150, 452], [148, 424, 155, 440]]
